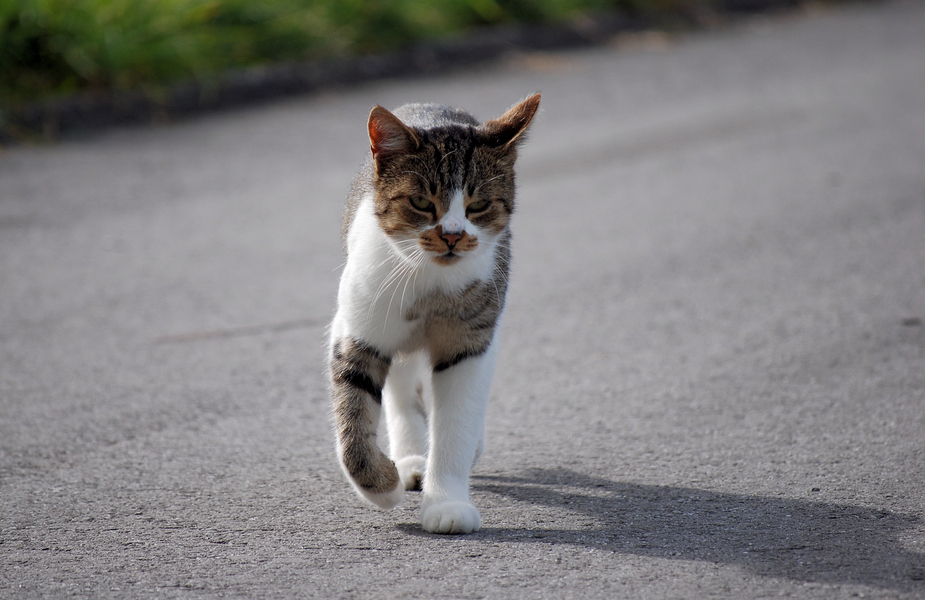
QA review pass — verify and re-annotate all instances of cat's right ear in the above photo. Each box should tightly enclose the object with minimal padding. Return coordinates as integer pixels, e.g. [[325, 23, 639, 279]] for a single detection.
[[368, 106, 420, 162]]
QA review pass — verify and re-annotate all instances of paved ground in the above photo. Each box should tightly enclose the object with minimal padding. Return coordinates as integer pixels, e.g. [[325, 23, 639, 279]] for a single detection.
[[2, 1, 924, 598]]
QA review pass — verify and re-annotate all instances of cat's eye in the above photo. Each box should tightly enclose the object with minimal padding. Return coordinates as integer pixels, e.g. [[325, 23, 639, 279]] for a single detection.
[[466, 198, 491, 214], [409, 196, 435, 213]]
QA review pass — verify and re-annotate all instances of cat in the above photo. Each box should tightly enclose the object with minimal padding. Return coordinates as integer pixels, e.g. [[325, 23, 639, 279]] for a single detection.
[[328, 93, 540, 534]]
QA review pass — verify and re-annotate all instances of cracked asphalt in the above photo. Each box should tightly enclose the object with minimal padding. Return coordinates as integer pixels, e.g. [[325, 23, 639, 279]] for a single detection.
[[1, 1, 924, 598]]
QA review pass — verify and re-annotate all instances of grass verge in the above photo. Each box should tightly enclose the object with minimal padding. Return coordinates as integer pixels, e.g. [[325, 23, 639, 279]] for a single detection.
[[2, 0, 800, 139], [0, 0, 662, 106]]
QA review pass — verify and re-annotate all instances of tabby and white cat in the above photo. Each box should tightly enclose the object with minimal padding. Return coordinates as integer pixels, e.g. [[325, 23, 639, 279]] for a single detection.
[[329, 94, 540, 534]]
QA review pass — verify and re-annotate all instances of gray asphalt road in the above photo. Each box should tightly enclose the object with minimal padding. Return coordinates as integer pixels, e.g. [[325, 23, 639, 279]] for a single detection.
[[2, 2, 924, 598]]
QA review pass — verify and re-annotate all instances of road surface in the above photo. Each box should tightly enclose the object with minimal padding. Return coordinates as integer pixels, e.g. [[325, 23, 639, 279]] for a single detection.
[[1, 1, 924, 598]]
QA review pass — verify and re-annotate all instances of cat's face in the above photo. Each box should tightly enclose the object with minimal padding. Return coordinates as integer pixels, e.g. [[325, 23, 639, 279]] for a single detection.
[[372, 143, 516, 265], [367, 95, 540, 266]]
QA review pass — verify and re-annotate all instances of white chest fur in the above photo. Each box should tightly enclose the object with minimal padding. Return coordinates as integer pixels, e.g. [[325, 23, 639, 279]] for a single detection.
[[333, 193, 501, 353]]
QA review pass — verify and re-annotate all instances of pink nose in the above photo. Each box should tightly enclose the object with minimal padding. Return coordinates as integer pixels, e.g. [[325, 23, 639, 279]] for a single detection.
[[441, 232, 462, 247]]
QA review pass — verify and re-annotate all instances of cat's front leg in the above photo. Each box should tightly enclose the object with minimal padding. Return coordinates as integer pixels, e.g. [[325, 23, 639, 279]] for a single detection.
[[330, 336, 404, 509], [421, 342, 498, 534]]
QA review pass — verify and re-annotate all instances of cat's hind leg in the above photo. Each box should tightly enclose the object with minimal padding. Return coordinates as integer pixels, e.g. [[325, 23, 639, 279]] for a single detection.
[[383, 351, 429, 491]]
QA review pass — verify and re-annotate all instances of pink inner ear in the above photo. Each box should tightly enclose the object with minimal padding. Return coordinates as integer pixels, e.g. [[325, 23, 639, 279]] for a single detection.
[[368, 107, 415, 158], [368, 115, 391, 157]]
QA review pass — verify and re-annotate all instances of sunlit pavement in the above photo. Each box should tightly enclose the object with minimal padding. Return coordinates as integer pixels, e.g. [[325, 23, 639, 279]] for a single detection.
[[2, 2, 924, 597]]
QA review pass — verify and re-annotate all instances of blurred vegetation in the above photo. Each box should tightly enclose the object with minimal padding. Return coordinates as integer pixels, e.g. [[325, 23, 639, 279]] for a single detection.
[[0, 0, 673, 108]]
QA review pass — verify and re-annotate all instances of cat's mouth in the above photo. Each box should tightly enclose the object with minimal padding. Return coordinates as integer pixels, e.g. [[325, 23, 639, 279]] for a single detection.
[[433, 251, 461, 265]]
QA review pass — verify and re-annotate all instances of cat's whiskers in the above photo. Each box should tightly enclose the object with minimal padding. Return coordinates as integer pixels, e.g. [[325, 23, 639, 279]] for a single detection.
[[406, 154, 430, 171], [467, 160, 480, 191], [433, 148, 458, 183], [401, 169, 430, 188], [398, 247, 427, 321], [491, 244, 511, 281], [471, 173, 505, 195], [489, 243, 512, 301], [366, 239, 420, 326], [382, 247, 426, 333], [371, 261, 412, 328], [369, 238, 426, 330], [369, 248, 415, 301]]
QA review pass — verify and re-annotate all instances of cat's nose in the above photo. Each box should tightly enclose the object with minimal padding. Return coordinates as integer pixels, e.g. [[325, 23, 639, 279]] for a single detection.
[[441, 232, 462, 248]]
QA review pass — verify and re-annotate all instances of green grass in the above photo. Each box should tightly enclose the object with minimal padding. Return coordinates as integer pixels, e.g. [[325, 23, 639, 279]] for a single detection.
[[1, 0, 670, 108]]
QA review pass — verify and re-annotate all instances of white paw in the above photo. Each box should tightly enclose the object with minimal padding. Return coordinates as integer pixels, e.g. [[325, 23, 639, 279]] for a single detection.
[[395, 455, 426, 491], [421, 501, 481, 534]]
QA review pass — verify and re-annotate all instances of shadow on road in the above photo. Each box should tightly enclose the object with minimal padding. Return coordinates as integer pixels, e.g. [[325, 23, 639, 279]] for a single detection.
[[455, 468, 925, 590]]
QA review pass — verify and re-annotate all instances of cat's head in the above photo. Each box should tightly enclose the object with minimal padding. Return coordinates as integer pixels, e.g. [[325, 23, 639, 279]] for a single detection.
[[367, 94, 540, 266]]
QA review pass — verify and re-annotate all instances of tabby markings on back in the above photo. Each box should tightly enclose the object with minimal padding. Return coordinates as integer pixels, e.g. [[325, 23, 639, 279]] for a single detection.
[[328, 94, 540, 534]]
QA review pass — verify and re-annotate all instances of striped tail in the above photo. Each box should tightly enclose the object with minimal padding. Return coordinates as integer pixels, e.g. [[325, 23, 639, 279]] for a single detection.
[[330, 338, 404, 509]]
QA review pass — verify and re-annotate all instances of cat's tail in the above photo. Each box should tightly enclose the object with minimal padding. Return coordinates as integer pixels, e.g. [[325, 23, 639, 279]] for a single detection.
[[330, 337, 404, 509]]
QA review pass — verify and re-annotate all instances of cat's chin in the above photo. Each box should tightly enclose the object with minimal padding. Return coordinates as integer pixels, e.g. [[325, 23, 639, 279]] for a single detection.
[[431, 252, 463, 266]]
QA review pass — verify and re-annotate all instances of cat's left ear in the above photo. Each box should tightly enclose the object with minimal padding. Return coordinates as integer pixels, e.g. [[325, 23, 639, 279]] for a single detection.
[[479, 93, 541, 150], [368, 106, 421, 161]]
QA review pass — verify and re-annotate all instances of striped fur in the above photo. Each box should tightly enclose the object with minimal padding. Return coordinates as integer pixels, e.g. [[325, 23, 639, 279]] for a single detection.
[[330, 339, 397, 494], [406, 231, 511, 373], [329, 94, 539, 532]]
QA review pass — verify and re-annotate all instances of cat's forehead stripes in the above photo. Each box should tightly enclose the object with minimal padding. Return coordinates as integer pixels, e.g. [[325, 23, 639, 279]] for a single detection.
[[418, 127, 478, 207]]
